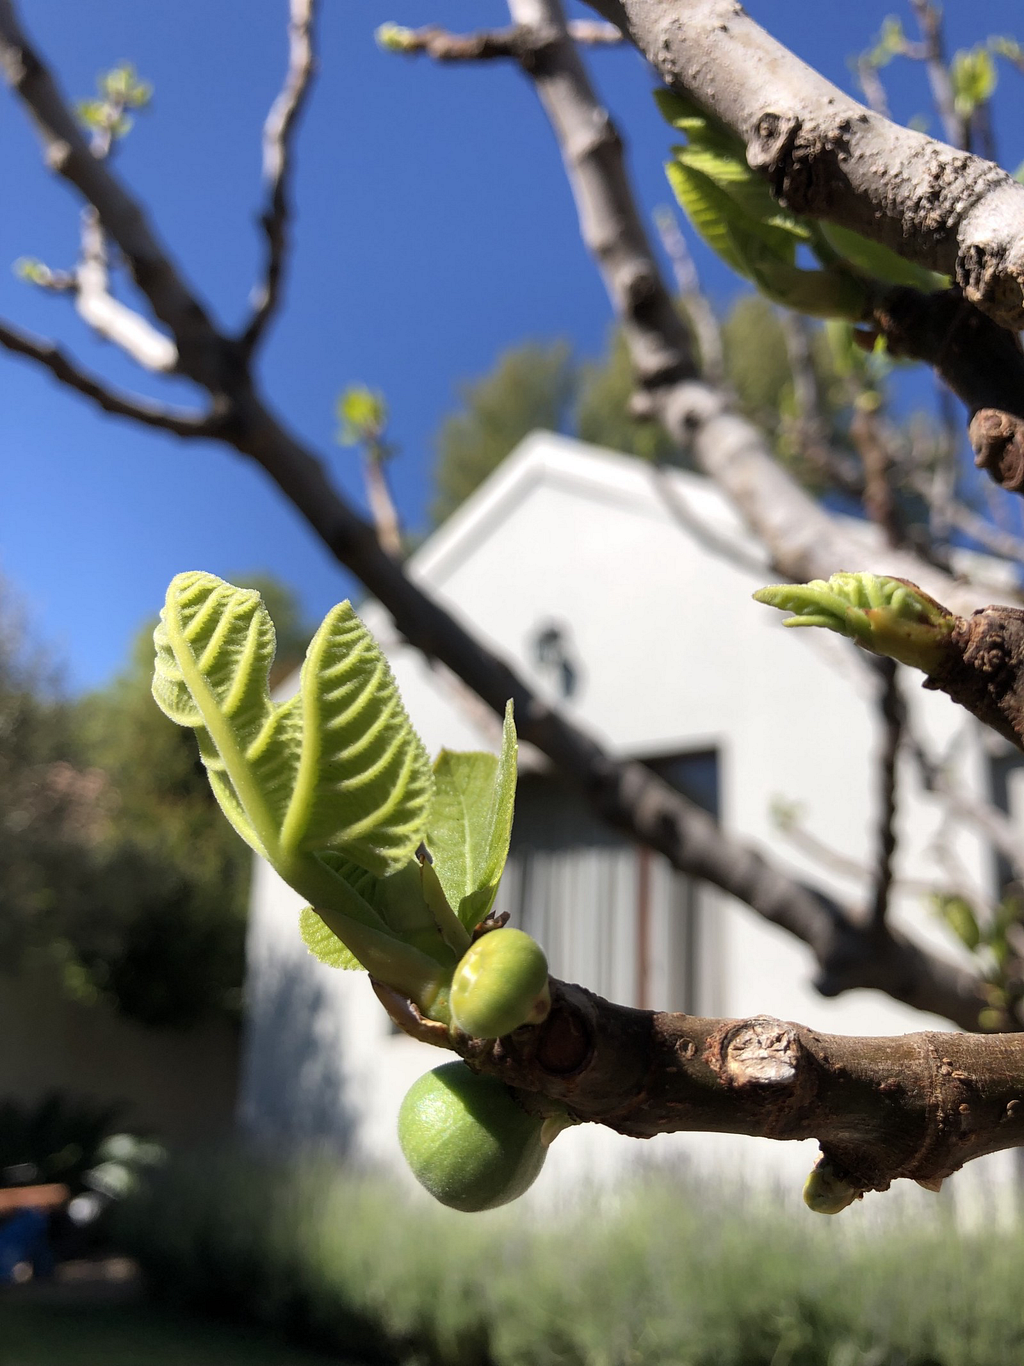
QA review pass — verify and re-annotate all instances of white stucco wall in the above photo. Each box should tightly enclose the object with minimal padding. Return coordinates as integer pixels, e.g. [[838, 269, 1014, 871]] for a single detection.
[[239, 432, 1017, 1213]]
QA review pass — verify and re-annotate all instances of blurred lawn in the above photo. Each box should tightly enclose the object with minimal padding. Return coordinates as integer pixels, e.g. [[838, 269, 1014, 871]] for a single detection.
[[0, 1299, 344, 1366]]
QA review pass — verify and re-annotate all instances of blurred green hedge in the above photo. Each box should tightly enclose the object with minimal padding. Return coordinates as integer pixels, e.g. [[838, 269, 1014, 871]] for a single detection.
[[117, 1151, 1024, 1366]]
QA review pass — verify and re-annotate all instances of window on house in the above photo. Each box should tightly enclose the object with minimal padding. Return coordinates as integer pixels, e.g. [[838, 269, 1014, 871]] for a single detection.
[[494, 750, 720, 1017]]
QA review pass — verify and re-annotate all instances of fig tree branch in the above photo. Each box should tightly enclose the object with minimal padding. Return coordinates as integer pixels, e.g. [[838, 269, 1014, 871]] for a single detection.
[[908, 0, 964, 150], [0, 0, 224, 389], [584, 0, 1024, 332], [457, 979, 1024, 1200], [870, 658, 903, 930], [241, 0, 318, 354], [0, 315, 213, 435], [377, 18, 622, 62], [73, 207, 178, 372], [578, 0, 1024, 500]]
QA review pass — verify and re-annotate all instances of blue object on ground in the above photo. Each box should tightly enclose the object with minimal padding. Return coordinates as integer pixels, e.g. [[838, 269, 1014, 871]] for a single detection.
[[0, 1208, 54, 1283]]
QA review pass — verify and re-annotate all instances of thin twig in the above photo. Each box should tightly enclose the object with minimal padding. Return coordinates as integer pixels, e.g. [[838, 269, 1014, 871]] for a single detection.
[[855, 56, 891, 117], [363, 456, 403, 558], [870, 658, 904, 931], [907, 724, 1024, 884], [849, 407, 904, 549], [908, 0, 965, 149], [0, 316, 212, 435], [382, 18, 622, 62], [241, 0, 318, 353], [651, 204, 723, 385], [945, 497, 1024, 565], [74, 207, 178, 371]]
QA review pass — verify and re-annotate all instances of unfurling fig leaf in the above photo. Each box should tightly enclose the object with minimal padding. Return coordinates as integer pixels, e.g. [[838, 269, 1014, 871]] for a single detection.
[[311, 852, 465, 969], [398, 1061, 546, 1211], [299, 898, 449, 1007], [803, 1155, 860, 1215], [815, 223, 949, 292], [664, 154, 869, 321], [336, 384, 388, 446], [375, 22, 417, 53], [753, 572, 955, 673], [450, 928, 550, 1039], [656, 84, 944, 311], [427, 700, 517, 930], [300, 905, 363, 970], [153, 572, 433, 879]]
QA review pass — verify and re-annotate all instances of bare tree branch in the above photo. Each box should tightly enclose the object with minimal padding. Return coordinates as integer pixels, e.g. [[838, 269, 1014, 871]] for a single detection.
[[380, 18, 622, 62], [363, 455, 403, 559], [908, 0, 965, 149], [506, 0, 700, 393], [651, 204, 723, 384], [75, 207, 178, 371], [0, 315, 212, 435], [855, 54, 891, 118], [870, 658, 904, 930], [849, 406, 904, 550], [0, 0, 223, 388], [945, 498, 1024, 565], [455, 981, 1024, 1198], [908, 726, 1024, 885], [585, 0, 1024, 333], [241, 0, 318, 354]]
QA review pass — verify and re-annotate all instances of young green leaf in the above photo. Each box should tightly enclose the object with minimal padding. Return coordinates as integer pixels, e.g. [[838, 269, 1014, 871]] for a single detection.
[[299, 905, 364, 970], [153, 572, 434, 879], [315, 851, 468, 959], [652, 89, 741, 158], [427, 701, 518, 930], [665, 159, 870, 320], [281, 600, 433, 873], [657, 83, 937, 316], [672, 144, 811, 245], [298, 901, 449, 1008], [753, 572, 955, 672], [815, 223, 949, 292], [152, 572, 288, 860]]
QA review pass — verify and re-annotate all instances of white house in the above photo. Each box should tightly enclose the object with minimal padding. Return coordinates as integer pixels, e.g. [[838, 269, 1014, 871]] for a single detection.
[[239, 432, 1023, 1216]]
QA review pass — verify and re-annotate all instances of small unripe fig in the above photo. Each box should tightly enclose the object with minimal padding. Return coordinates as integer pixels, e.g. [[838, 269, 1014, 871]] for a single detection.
[[398, 1061, 546, 1212], [450, 928, 549, 1038], [803, 1157, 860, 1215]]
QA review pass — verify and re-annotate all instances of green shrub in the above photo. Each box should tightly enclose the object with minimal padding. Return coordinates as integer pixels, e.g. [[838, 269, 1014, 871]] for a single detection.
[[117, 1151, 1024, 1366]]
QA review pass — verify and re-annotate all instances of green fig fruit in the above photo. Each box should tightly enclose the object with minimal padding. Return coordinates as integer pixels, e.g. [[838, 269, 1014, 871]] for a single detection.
[[450, 928, 550, 1039], [398, 1060, 546, 1212], [803, 1157, 860, 1215]]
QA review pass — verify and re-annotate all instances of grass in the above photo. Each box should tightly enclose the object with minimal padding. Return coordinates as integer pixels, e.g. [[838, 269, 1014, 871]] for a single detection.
[[0, 1298, 344, 1366]]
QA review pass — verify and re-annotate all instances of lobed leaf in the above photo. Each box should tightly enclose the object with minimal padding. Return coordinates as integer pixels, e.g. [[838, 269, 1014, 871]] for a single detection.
[[153, 571, 290, 859], [278, 601, 434, 875], [153, 573, 433, 879]]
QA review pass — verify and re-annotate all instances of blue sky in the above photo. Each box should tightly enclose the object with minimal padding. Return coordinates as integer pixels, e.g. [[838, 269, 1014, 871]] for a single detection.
[[2, 1, 1023, 692]]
